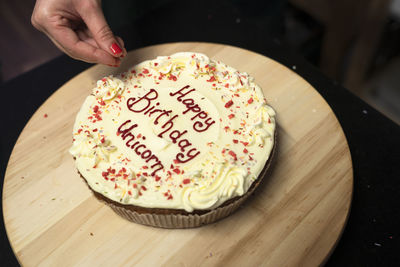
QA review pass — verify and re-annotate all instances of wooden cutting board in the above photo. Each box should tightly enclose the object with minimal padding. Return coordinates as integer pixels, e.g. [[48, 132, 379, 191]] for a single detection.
[[3, 42, 353, 266]]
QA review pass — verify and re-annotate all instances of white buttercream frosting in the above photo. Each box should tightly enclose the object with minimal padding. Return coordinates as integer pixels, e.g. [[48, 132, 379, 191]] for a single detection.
[[70, 52, 276, 212]]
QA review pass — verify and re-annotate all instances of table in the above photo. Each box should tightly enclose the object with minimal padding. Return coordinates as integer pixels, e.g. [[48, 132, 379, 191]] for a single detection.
[[1, 7, 400, 266]]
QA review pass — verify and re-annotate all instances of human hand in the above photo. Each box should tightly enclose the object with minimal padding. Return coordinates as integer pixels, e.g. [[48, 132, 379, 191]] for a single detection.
[[31, 0, 127, 66]]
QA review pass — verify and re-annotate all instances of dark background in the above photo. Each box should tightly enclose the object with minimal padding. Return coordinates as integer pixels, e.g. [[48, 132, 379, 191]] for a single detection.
[[1, 0, 400, 266]]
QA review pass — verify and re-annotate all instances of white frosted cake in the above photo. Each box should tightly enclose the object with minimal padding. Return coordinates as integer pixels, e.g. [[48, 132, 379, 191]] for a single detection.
[[70, 52, 276, 228]]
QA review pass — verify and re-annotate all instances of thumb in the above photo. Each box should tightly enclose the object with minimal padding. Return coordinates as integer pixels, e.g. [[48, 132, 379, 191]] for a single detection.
[[77, 1, 124, 57]]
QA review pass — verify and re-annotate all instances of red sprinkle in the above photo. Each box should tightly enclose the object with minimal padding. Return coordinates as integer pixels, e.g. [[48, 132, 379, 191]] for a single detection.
[[155, 175, 161, 182], [247, 98, 254, 104], [225, 100, 233, 108], [100, 137, 105, 143], [228, 114, 235, 119], [243, 148, 248, 154], [44, 113, 48, 118], [173, 168, 181, 174], [228, 150, 237, 161], [183, 178, 191, 184], [233, 139, 238, 144], [94, 113, 102, 121], [93, 105, 99, 113], [207, 76, 216, 82], [141, 186, 147, 191], [224, 83, 229, 88], [169, 74, 177, 81], [143, 68, 149, 74]]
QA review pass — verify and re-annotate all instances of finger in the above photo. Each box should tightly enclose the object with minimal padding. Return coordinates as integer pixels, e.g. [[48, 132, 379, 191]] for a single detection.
[[115, 36, 127, 57], [45, 32, 71, 56], [115, 36, 124, 48], [46, 25, 121, 65], [78, 1, 123, 57], [80, 28, 126, 58], [77, 29, 99, 48]]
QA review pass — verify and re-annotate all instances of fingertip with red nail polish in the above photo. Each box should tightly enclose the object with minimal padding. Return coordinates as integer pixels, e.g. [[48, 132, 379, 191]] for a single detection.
[[110, 43, 122, 55]]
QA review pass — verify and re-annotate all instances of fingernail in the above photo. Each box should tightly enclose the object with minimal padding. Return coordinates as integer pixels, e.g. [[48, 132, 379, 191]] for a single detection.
[[110, 43, 122, 55]]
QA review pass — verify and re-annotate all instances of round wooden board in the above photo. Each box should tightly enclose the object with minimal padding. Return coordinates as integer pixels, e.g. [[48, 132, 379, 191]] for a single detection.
[[3, 42, 353, 266]]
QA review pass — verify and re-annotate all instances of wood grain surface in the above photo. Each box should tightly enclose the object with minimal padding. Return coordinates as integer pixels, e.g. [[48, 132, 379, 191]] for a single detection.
[[3, 42, 353, 267]]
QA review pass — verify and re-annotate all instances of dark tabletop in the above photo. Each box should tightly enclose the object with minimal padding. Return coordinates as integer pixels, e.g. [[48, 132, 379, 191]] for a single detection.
[[1, 1, 400, 266]]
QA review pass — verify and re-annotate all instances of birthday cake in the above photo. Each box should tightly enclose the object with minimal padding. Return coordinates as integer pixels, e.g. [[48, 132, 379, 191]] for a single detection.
[[69, 52, 276, 228]]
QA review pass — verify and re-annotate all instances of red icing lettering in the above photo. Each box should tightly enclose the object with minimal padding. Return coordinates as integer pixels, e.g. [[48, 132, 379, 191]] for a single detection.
[[134, 144, 146, 155], [123, 86, 219, 165], [169, 85, 194, 100], [154, 110, 173, 124], [127, 88, 158, 113], [176, 148, 200, 163], [193, 117, 216, 132], [178, 139, 192, 152], [169, 129, 188, 144], [117, 120, 138, 140], [116, 120, 164, 176], [169, 85, 215, 133], [158, 114, 179, 138]]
